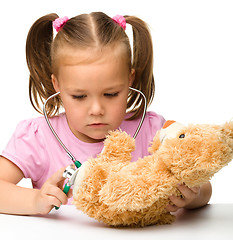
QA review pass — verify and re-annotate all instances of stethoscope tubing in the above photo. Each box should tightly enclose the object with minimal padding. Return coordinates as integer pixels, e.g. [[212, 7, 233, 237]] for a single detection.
[[43, 87, 147, 165]]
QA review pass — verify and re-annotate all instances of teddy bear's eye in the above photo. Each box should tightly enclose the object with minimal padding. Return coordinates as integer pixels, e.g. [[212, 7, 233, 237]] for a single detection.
[[179, 134, 185, 139]]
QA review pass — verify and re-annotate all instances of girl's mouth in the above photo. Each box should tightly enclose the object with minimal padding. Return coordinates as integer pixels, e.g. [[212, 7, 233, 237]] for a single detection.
[[88, 123, 107, 128]]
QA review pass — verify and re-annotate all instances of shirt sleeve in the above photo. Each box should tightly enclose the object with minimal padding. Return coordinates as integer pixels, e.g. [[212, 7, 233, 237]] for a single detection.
[[147, 111, 166, 138], [1, 119, 47, 182], [138, 111, 166, 152]]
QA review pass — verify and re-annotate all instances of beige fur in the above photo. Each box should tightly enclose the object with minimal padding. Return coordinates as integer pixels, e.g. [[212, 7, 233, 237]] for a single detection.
[[73, 121, 233, 227]]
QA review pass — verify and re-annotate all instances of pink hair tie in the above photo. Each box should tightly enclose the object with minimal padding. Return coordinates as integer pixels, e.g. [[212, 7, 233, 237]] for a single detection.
[[112, 15, 126, 30], [53, 16, 69, 32]]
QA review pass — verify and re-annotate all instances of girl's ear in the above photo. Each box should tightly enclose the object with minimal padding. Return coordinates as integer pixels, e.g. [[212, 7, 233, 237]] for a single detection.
[[129, 68, 135, 86], [51, 74, 60, 92]]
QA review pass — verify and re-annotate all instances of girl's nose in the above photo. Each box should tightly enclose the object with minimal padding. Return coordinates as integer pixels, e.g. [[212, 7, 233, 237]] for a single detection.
[[89, 99, 104, 116]]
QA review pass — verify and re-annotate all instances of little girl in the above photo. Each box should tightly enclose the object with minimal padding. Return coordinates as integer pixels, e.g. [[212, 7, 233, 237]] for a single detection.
[[0, 12, 211, 215]]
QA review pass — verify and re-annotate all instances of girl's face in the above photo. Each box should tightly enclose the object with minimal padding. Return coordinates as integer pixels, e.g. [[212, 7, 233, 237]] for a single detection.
[[52, 47, 134, 143]]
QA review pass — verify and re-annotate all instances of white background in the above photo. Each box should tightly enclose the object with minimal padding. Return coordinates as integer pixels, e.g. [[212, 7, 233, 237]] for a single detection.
[[0, 0, 232, 203]]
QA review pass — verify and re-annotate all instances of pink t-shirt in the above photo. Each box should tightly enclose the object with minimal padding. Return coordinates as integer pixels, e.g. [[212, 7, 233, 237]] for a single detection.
[[1, 112, 165, 190]]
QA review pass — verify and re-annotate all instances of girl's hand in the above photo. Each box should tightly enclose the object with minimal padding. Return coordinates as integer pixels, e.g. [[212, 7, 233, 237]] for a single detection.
[[33, 167, 72, 215], [166, 184, 200, 212]]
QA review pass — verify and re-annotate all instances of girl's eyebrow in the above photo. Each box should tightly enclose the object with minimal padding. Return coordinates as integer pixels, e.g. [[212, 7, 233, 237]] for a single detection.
[[103, 84, 125, 91], [66, 88, 86, 93], [67, 84, 125, 93]]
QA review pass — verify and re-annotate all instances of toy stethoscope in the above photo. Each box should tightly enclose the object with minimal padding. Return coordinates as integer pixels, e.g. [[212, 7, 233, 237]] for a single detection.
[[43, 87, 147, 209]]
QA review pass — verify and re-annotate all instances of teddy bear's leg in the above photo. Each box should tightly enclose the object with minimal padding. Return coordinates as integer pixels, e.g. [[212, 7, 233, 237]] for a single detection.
[[157, 212, 176, 225], [73, 160, 109, 216], [138, 212, 176, 227], [137, 204, 176, 226]]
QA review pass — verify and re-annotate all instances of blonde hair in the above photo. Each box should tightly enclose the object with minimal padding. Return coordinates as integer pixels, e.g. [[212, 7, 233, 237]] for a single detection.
[[26, 12, 154, 119]]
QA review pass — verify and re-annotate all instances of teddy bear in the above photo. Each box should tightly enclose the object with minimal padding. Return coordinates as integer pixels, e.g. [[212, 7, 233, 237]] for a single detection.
[[72, 120, 233, 227]]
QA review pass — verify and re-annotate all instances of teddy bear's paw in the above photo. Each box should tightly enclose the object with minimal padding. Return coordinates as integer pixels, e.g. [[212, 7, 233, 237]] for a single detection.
[[157, 212, 176, 225], [101, 130, 135, 162], [73, 161, 90, 198]]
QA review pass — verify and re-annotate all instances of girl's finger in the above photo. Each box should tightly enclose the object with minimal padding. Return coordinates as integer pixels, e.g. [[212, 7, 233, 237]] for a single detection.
[[166, 204, 179, 212], [177, 184, 197, 200], [47, 195, 62, 209], [48, 186, 68, 205], [67, 188, 73, 198], [190, 186, 200, 194], [48, 167, 66, 186], [169, 195, 186, 208]]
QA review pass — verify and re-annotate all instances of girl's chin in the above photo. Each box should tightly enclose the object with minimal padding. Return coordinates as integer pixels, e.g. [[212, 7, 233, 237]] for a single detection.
[[79, 133, 107, 143]]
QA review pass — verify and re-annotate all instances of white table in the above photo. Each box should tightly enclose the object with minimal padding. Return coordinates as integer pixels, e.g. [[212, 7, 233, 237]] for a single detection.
[[1, 204, 232, 240]]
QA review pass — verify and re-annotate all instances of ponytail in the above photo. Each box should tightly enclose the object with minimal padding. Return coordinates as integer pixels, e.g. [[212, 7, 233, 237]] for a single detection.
[[124, 16, 155, 120], [26, 13, 61, 116]]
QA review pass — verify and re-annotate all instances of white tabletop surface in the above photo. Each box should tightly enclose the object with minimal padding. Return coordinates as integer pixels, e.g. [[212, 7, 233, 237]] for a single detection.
[[1, 204, 232, 240]]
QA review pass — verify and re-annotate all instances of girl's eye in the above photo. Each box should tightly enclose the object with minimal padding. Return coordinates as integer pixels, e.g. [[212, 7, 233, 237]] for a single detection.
[[104, 92, 119, 97], [72, 95, 87, 100]]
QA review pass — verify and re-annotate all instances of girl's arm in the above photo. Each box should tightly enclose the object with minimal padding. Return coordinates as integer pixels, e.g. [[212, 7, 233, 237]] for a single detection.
[[0, 156, 70, 215]]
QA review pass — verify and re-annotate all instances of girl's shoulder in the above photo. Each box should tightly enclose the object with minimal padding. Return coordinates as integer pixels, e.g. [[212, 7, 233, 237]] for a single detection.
[[144, 111, 165, 123], [145, 111, 166, 131], [120, 111, 165, 137], [1, 113, 67, 184], [15, 113, 65, 134]]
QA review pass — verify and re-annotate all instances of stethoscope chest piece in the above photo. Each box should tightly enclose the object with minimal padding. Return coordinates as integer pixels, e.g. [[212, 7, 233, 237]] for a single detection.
[[63, 165, 79, 186]]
